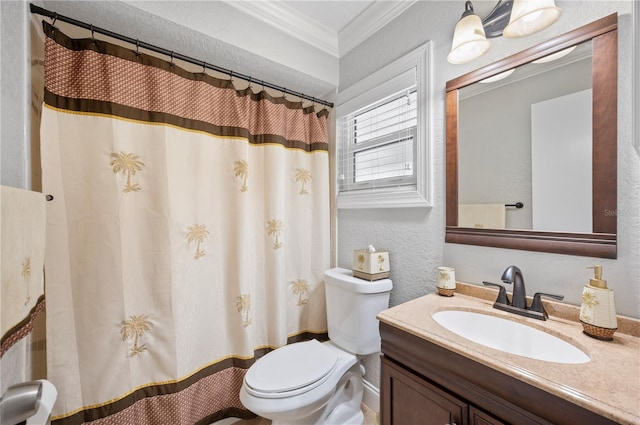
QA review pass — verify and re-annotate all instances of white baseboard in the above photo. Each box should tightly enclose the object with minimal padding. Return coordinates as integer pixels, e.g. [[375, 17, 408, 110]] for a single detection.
[[362, 378, 380, 413]]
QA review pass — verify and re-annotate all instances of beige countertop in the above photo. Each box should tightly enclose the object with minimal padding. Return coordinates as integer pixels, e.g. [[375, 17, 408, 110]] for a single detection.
[[377, 284, 640, 425]]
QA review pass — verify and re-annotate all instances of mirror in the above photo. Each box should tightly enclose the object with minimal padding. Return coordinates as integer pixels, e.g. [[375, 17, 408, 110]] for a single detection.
[[459, 41, 593, 232], [446, 14, 617, 258]]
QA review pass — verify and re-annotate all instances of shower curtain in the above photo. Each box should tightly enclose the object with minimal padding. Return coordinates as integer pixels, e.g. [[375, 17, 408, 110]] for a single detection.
[[40, 22, 330, 425]]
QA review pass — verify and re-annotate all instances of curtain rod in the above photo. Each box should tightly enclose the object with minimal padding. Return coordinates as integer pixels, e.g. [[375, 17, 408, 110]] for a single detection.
[[29, 3, 334, 109]]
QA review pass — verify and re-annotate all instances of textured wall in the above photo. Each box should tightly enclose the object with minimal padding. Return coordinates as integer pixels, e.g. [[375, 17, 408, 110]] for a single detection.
[[1, 1, 30, 189]]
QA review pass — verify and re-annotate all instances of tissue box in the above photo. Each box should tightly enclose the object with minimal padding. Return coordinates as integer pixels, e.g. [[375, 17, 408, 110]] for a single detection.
[[352, 249, 390, 281]]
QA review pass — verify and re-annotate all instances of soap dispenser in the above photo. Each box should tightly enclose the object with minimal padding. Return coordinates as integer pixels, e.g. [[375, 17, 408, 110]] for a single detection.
[[579, 265, 617, 340]]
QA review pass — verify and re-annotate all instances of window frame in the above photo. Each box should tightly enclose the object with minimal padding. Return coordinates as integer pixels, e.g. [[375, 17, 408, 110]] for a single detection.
[[336, 42, 432, 209]]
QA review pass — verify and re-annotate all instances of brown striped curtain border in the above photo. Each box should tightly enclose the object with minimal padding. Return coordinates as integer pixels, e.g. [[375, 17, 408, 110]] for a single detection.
[[0, 296, 46, 357], [42, 22, 329, 153], [53, 332, 328, 425]]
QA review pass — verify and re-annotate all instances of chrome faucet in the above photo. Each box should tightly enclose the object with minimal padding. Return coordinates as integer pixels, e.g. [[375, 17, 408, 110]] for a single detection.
[[483, 266, 564, 321]]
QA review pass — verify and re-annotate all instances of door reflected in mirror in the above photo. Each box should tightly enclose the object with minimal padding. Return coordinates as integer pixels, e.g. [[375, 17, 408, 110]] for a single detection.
[[458, 41, 593, 232]]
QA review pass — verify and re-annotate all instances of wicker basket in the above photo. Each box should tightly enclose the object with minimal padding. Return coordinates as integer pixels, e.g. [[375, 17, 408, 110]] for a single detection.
[[437, 287, 455, 297], [581, 321, 616, 341]]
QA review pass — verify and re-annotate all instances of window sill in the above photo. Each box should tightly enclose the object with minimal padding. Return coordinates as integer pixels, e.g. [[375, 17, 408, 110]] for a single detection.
[[337, 189, 431, 209]]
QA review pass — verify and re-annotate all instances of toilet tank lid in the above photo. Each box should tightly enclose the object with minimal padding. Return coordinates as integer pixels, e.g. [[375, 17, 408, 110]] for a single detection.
[[325, 268, 392, 293]]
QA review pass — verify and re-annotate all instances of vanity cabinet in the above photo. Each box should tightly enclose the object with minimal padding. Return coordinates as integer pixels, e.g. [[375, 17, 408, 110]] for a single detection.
[[379, 321, 619, 425], [382, 356, 505, 425]]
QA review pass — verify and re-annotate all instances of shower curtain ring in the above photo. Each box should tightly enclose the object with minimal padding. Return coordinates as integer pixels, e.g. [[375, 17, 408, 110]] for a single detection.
[[90, 24, 96, 44], [170, 51, 174, 67], [248, 76, 253, 91], [135, 40, 141, 57], [202, 61, 207, 73], [51, 12, 58, 27]]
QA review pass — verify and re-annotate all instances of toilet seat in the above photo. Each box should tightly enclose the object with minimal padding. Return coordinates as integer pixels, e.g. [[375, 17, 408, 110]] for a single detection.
[[244, 339, 338, 399]]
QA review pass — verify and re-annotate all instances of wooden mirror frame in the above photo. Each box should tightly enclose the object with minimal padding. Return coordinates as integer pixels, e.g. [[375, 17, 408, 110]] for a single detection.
[[446, 14, 617, 259]]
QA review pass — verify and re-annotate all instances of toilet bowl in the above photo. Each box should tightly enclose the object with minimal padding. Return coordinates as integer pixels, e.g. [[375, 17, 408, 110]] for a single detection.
[[240, 340, 363, 424], [239, 268, 392, 425]]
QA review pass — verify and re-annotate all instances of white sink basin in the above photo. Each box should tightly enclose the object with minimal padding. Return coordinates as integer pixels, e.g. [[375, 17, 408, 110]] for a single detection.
[[432, 310, 590, 364]]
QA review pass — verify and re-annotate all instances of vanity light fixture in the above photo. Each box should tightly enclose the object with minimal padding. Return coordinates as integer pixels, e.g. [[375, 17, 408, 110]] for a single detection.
[[447, 0, 562, 64], [447, 1, 491, 65], [503, 0, 562, 38]]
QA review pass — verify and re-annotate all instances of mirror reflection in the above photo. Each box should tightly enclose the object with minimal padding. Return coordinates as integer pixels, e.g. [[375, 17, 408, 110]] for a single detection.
[[445, 13, 617, 258], [457, 41, 593, 232]]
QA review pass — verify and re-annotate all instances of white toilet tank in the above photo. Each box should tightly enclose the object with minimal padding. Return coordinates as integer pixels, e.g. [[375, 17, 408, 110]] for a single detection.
[[324, 267, 392, 355]]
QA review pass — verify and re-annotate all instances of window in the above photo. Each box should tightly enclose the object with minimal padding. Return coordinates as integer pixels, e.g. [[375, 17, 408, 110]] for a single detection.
[[346, 89, 417, 187], [336, 42, 432, 208]]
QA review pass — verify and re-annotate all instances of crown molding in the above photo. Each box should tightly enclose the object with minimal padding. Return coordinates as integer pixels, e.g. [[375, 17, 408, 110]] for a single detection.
[[223, 1, 416, 58], [339, 1, 417, 57], [223, 1, 338, 57]]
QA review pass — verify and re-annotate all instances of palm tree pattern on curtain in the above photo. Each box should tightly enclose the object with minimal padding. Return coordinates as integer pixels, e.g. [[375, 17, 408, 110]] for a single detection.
[[120, 314, 153, 357], [186, 224, 209, 259], [266, 219, 284, 250], [234, 160, 249, 192], [110, 151, 145, 192], [291, 279, 310, 306], [236, 294, 252, 328], [40, 21, 329, 425], [294, 168, 311, 195]]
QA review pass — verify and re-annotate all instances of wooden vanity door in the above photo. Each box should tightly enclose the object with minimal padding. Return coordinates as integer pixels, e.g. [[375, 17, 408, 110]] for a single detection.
[[381, 356, 468, 425]]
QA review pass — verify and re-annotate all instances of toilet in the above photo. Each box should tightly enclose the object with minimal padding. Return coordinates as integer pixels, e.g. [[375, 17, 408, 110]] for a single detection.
[[239, 267, 392, 425]]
